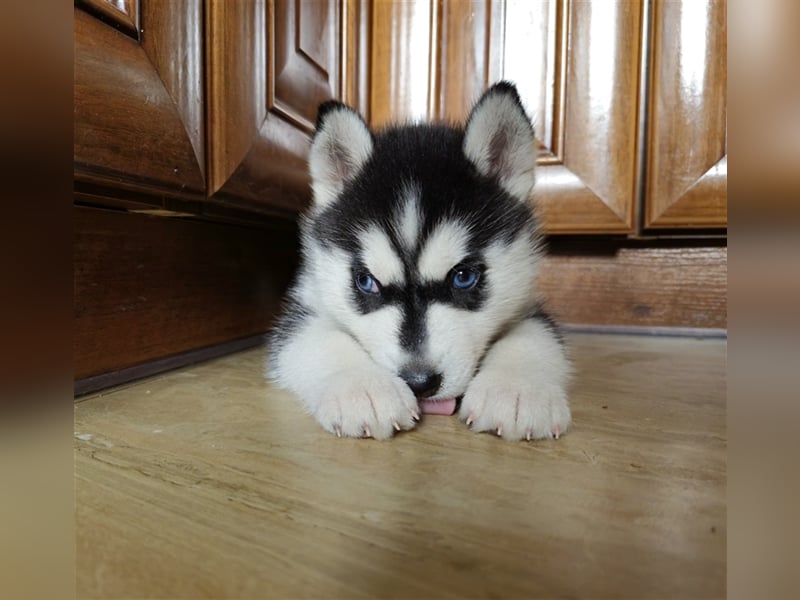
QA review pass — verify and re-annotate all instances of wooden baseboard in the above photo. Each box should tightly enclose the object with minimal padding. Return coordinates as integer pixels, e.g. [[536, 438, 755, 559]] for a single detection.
[[539, 238, 727, 329], [561, 323, 726, 338], [75, 334, 266, 397], [74, 205, 298, 381]]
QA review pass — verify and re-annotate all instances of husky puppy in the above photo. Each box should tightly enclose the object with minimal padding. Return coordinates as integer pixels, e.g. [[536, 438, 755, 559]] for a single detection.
[[268, 82, 571, 441]]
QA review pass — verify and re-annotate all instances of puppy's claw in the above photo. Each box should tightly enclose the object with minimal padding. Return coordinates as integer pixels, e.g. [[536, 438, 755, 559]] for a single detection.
[[411, 410, 420, 422], [334, 425, 342, 438], [553, 425, 561, 440], [363, 425, 372, 438], [465, 412, 475, 427], [393, 421, 401, 432], [496, 425, 503, 437], [526, 430, 532, 441]]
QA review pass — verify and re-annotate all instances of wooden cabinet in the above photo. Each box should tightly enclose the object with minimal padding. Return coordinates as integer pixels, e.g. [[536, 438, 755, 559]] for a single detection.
[[74, 0, 367, 215], [370, 0, 727, 235], [75, 0, 725, 233]]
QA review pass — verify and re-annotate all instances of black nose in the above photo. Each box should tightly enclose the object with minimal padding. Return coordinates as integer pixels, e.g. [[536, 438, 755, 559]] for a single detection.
[[400, 369, 442, 398]]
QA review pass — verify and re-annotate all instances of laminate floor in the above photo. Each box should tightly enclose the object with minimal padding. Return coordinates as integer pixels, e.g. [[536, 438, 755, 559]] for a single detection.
[[75, 333, 726, 599]]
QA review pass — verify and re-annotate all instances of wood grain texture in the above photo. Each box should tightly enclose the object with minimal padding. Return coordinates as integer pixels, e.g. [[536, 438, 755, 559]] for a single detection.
[[271, 0, 341, 132], [370, 0, 503, 126], [140, 0, 205, 180], [74, 4, 205, 195], [434, 0, 493, 122], [205, 0, 265, 197], [369, 0, 436, 127], [342, 0, 372, 119], [206, 0, 352, 214], [75, 334, 726, 598], [645, 0, 727, 229], [539, 241, 727, 329], [74, 206, 298, 380]]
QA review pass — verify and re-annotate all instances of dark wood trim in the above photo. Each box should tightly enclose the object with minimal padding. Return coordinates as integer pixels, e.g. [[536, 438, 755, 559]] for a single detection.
[[73, 182, 299, 227], [75, 335, 266, 397]]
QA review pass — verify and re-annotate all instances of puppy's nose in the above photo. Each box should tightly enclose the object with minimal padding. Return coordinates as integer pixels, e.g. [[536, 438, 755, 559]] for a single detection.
[[400, 369, 442, 398]]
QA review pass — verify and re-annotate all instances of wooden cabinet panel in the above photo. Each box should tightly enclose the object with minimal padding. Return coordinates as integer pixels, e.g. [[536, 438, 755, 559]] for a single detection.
[[645, 0, 727, 229], [370, 0, 436, 126], [272, 0, 340, 131], [500, 0, 641, 234], [371, 0, 503, 126], [435, 0, 504, 122], [371, 0, 641, 234], [74, 3, 205, 196], [207, 0, 360, 214], [343, 0, 372, 121]]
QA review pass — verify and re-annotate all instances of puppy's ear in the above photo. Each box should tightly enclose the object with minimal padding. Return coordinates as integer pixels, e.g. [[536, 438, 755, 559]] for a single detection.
[[309, 101, 374, 208], [463, 82, 536, 201]]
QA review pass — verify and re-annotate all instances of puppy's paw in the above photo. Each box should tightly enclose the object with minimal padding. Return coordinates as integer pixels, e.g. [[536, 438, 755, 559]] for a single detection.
[[459, 369, 571, 441], [313, 369, 420, 440]]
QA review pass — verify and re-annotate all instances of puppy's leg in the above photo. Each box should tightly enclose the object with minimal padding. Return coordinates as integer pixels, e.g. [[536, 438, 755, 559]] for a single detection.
[[269, 313, 419, 439], [459, 314, 572, 441]]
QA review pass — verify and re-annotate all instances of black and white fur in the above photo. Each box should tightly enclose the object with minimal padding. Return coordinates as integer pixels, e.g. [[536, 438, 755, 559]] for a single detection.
[[268, 82, 571, 441]]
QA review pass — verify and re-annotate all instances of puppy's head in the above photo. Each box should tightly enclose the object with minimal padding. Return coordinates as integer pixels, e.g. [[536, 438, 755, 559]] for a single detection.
[[304, 82, 541, 399]]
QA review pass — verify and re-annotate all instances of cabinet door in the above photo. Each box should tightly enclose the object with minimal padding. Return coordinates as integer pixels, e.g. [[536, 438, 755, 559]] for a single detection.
[[74, 1, 205, 196], [644, 0, 727, 229], [206, 0, 366, 215], [499, 0, 642, 234], [370, 0, 641, 234]]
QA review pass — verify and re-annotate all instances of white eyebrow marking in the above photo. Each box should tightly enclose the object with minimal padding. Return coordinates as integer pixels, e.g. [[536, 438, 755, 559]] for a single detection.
[[417, 221, 470, 282], [360, 225, 404, 285]]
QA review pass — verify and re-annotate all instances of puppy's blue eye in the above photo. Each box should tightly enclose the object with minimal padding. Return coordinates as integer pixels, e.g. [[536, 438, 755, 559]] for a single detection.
[[451, 267, 480, 290], [355, 272, 380, 294]]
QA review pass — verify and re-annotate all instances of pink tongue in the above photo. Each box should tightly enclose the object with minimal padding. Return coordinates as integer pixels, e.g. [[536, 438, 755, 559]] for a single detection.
[[419, 398, 457, 415]]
